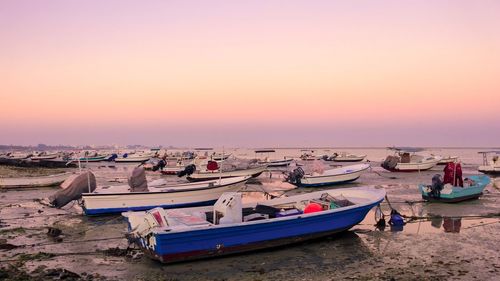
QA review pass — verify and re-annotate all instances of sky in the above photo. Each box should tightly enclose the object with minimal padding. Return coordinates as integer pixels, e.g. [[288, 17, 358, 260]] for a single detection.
[[1, 0, 500, 147]]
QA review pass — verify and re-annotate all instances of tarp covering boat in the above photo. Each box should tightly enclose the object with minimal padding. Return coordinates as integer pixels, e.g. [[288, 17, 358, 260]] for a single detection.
[[49, 172, 97, 208]]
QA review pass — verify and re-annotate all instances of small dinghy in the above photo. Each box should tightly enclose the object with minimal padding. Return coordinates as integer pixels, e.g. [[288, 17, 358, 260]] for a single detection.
[[123, 186, 385, 263], [0, 172, 72, 189], [419, 175, 490, 203], [286, 163, 370, 187]]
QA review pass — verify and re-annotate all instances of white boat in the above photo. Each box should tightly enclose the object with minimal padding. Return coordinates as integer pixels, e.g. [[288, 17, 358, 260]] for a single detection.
[[114, 153, 153, 163], [187, 165, 267, 182], [210, 153, 231, 161], [287, 164, 370, 187], [259, 158, 293, 167], [161, 165, 187, 175], [82, 176, 250, 215], [0, 172, 73, 189], [254, 149, 293, 167], [381, 147, 440, 172], [300, 152, 317, 161], [477, 151, 500, 175], [31, 152, 59, 160], [6, 152, 31, 160], [437, 155, 459, 165], [330, 152, 366, 162]]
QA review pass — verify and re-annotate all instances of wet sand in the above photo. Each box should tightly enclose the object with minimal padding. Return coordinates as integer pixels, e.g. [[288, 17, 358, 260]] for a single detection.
[[1, 161, 499, 280]]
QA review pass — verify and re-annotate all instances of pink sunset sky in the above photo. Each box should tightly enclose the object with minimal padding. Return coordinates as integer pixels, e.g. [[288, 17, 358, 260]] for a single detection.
[[1, 0, 499, 147]]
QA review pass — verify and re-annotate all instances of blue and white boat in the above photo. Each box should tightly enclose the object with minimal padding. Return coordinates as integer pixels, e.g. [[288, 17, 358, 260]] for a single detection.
[[81, 176, 250, 215], [286, 163, 370, 187], [123, 186, 385, 263], [418, 175, 490, 203]]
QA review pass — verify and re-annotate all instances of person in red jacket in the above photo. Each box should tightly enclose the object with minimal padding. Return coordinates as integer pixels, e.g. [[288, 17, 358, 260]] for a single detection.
[[443, 162, 463, 187]]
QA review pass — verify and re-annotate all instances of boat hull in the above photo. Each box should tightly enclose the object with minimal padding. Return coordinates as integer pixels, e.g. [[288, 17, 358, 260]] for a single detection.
[[135, 200, 381, 263], [421, 193, 482, 203], [187, 166, 267, 182], [382, 161, 438, 172], [478, 166, 500, 175], [258, 159, 293, 167], [0, 172, 72, 189], [114, 157, 151, 163], [332, 158, 365, 162], [418, 175, 490, 203], [70, 156, 107, 163], [295, 164, 370, 187], [437, 157, 458, 165], [82, 178, 248, 215]]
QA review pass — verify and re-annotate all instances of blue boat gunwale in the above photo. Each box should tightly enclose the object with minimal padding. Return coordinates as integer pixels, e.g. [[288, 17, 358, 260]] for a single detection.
[[81, 176, 249, 197], [83, 199, 218, 216], [300, 164, 370, 180], [148, 188, 386, 236]]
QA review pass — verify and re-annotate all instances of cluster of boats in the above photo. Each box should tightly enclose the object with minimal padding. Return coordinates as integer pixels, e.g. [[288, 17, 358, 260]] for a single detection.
[[1, 146, 497, 264]]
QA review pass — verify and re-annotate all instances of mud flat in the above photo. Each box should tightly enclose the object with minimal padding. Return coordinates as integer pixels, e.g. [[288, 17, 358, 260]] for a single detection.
[[1, 163, 499, 280]]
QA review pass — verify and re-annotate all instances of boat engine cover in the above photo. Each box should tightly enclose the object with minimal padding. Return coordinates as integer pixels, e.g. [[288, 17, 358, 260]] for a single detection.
[[49, 171, 97, 208]]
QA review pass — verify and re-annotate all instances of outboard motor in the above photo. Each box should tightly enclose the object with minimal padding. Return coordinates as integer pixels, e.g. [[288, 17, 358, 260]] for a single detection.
[[428, 174, 444, 198], [49, 171, 97, 208], [177, 164, 196, 177], [107, 153, 118, 161], [152, 159, 166, 172], [286, 167, 305, 185], [381, 155, 399, 170]]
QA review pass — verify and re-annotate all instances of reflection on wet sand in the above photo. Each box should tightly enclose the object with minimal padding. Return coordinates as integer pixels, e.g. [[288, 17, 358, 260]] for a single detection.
[[443, 217, 462, 233]]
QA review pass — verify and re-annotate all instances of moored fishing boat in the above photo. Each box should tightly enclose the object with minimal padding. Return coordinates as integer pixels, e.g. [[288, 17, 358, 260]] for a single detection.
[[5, 152, 32, 160], [254, 149, 293, 167], [286, 163, 370, 187], [210, 153, 231, 161], [30, 152, 59, 160], [70, 155, 108, 163], [477, 151, 500, 175], [114, 153, 152, 163], [437, 155, 458, 165], [186, 165, 267, 182], [329, 152, 366, 162], [82, 176, 250, 215], [259, 158, 293, 167], [419, 175, 490, 203], [123, 186, 385, 263], [0, 172, 73, 189], [381, 147, 440, 172], [299, 150, 317, 161]]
